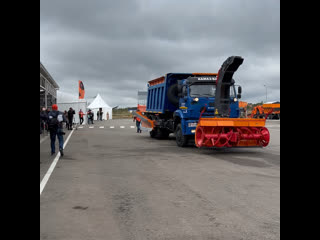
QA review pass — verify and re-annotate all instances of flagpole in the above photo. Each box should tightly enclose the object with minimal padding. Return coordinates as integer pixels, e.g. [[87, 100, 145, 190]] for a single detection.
[[78, 80, 80, 127]]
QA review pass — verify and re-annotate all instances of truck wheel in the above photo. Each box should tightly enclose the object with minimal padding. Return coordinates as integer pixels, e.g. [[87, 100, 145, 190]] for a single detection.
[[175, 124, 188, 147], [160, 129, 170, 139], [150, 130, 156, 138]]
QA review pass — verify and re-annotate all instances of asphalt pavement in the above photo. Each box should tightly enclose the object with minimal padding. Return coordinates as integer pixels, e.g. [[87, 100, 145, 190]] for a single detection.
[[40, 119, 280, 240]]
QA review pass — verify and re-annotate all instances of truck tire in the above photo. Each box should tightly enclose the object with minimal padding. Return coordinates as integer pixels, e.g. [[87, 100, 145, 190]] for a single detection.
[[150, 130, 156, 138], [167, 84, 179, 107], [160, 129, 170, 139], [175, 124, 188, 147]]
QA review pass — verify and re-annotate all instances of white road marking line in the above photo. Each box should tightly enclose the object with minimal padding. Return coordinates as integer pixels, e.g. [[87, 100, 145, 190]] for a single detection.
[[120, 126, 125, 128], [89, 126, 94, 128], [40, 129, 74, 195], [78, 126, 83, 129], [99, 126, 105, 128], [130, 126, 135, 128], [110, 126, 115, 128]]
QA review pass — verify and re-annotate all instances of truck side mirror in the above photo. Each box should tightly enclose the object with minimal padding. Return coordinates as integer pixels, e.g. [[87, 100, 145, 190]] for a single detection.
[[182, 86, 187, 96], [177, 84, 183, 97], [237, 86, 242, 99]]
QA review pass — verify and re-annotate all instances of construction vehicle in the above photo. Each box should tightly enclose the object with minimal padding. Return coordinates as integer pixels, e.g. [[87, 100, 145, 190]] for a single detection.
[[133, 56, 270, 148], [137, 104, 146, 112], [263, 102, 280, 119], [239, 101, 248, 118], [251, 105, 265, 118]]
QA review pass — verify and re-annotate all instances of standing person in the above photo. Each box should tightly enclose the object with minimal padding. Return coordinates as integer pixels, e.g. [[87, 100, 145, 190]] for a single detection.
[[100, 109, 103, 121], [107, 112, 109, 120], [87, 109, 94, 124], [87, 110, 91, 124], [97, 110, 100, 121], [48, 104, 66, 156], [90, 110, 94, 124], [67, 107, 75, 130], [86, 110, 90, 124], [64, 110, 69, 129], [45, 108, 51, 133], [79, 109, 84, 125], [40, 107, 48, 134], [133, 116, 142, 133]]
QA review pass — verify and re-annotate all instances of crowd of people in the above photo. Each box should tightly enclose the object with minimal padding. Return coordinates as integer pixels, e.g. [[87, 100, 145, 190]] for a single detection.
[[40, 105, 108, 156], [41, 107, 77, 134], [40, 107, 108, 132]]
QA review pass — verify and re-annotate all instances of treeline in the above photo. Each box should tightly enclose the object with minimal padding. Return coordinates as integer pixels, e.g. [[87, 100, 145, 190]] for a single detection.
[[112, 107, 135, 119]]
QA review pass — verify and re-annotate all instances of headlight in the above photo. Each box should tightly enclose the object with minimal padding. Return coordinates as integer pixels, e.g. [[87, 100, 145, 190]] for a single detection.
[[234, 98, 238, 102], [193, 98, 199, 102]]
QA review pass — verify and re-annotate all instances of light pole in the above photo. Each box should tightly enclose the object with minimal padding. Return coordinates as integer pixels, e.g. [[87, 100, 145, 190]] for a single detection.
[[264, 85, 268, 103]]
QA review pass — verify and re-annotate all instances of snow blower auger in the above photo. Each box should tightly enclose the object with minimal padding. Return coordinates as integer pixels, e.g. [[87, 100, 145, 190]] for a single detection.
[[195, 56, 270, 148]]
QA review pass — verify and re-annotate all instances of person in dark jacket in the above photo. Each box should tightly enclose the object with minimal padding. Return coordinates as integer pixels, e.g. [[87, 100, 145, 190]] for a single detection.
[[48, 104, 67, 156], [97, 110, 100, 121], [64, 110, 69, 129], [40, 107, 48, 134], [100, 109, 103, 121], [67, 107, 75, 130], [87, 109, 94, 124]]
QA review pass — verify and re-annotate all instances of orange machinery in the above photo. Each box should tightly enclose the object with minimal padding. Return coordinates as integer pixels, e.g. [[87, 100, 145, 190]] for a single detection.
[[251, 105, 265, 118], [239, 101, 248, 118], [137, 104, 146, 112], [194, 56, 270, 148], [263, 102, 280, 119]]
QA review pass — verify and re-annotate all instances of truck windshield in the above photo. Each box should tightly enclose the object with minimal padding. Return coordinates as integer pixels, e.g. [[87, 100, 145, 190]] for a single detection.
[[189, 84, 216, 97]]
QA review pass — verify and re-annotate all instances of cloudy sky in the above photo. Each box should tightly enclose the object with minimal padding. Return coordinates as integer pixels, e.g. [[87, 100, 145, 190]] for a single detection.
[[40, 0, 280, 107]]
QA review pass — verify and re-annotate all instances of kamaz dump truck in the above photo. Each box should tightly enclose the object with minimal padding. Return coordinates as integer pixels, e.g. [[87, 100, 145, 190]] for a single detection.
[[133, 56, 270, 148]]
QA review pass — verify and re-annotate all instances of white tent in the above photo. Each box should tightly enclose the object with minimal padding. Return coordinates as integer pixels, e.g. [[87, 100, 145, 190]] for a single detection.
[[57, 91, 88, 124], [87, 94, 112, 120]]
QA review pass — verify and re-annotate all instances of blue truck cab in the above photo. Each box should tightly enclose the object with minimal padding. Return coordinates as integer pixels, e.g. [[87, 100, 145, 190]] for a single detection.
[[144, 73, 242, 146]]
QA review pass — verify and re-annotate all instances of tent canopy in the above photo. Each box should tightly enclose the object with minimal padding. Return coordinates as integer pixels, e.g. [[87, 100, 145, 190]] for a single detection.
[[87, 94, 111, 109], [87, 94, 112, 120]]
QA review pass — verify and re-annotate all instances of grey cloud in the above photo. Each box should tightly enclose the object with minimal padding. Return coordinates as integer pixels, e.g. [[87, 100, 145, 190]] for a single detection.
[[40, 0, 279, 107]]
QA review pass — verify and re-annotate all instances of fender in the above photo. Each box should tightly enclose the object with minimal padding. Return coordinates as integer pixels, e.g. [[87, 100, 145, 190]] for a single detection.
[[174, 109, 189, 134], [174, 109, 185, 121]]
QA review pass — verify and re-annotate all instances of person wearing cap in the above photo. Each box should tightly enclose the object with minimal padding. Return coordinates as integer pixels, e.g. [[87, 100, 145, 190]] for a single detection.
[[48, 104, 67, 156]]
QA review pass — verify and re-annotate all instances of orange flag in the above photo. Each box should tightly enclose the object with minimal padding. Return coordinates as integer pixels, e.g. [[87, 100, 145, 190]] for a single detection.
[[79, 80, 85, 99]]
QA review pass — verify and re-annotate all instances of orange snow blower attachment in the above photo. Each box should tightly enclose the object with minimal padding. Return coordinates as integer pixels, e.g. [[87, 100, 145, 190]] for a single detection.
[[132, 110, 154, 129], [195, 118, 270, 147], [195, 56, 270, 148]]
